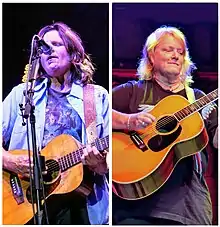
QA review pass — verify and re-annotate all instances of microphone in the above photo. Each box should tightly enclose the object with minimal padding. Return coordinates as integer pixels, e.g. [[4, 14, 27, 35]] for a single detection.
[[35, 36, 52, 55]]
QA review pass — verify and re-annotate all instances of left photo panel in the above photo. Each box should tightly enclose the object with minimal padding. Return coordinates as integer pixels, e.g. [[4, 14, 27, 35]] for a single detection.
[[2, 3, 109, 225]]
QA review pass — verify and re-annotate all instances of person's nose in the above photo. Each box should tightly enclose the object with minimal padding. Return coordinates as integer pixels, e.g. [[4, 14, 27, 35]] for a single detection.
[[48, 43, 55, 54], [171, 49, 179, 60]]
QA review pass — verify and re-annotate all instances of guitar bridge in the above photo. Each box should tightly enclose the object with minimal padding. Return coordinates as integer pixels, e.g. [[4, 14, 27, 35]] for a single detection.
[[129, 131, 148, 152], [10, 174, 24, 205]]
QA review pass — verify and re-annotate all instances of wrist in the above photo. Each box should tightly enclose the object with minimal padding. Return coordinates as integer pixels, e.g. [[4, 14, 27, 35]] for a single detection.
[[88, 162, 108, 175], [3, 151, 13, 170], [127, 115, 132, 130]]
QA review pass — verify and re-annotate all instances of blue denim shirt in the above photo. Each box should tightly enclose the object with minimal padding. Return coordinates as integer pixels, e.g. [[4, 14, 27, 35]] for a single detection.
[[3, 78, 109, 224]]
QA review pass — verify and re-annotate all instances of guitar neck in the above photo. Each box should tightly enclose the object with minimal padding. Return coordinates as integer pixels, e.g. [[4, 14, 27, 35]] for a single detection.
[[174, 89, 218, 121], [58, 135, 109, 172]]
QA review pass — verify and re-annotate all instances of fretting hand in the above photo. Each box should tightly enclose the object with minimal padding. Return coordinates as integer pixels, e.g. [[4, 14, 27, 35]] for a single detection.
[[81, 145, 108, 175]]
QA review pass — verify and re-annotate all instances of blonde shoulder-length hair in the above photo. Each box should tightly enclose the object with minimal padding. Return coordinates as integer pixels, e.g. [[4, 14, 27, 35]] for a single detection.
[[137, 26, 196, 86]]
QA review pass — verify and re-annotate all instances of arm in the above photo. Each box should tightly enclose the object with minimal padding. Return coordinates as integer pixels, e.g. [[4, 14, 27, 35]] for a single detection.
[[112, 109, 156, 130], [3, 146, 32, 178], [112, 80, 155, 130], [3, 84, 32, 177]]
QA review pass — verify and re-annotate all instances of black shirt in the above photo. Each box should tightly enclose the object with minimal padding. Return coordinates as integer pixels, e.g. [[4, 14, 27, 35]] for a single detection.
[[112, 80, 217, 224]]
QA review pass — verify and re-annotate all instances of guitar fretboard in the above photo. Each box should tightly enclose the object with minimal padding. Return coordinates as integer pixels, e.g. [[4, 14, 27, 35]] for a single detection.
[[174, 89, 218, 121], [58, 135, 109, 172]]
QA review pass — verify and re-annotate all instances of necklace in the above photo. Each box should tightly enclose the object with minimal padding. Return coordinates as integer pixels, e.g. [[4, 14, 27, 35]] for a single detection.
[[155, 77, 183, 92]]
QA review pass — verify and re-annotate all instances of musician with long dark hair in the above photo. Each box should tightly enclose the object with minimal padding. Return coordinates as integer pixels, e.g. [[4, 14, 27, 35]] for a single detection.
[[3, 22, 109, 225], [112, 26, 217, 225]]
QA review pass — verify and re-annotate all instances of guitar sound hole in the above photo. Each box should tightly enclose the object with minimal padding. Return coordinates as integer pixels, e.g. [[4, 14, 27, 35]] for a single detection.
[[43, 159, 60, 183], [26, 160, 61, 204], [156, 115, 177, 134], [148, 125, 182, 152]]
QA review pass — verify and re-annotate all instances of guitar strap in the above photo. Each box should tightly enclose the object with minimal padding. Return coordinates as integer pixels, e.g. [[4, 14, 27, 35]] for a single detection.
[[185, 85, 196, 104], [73, 84, 97, 196], [83, 84, 97, 143], [83, 84, 109, 225]]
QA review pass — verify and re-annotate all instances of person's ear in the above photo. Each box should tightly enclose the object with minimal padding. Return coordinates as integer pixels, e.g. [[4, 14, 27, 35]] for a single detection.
[[148, 51, 154, 66]]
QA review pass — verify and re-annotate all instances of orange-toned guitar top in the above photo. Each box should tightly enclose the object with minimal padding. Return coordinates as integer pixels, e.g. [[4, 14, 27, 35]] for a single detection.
[[3, 134, 109, 225], [112, 89, 217, 200]]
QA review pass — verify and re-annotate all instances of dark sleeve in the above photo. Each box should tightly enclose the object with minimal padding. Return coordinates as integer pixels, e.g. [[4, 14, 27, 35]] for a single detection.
[[112, 80, 147, 114], [112, 80, 135, 113]]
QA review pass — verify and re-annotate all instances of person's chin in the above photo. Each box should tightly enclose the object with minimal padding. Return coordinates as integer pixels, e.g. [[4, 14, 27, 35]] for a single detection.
[[48, 62, 59, 69], [47, 65, 60, 74], [164, 70, 180, 77]]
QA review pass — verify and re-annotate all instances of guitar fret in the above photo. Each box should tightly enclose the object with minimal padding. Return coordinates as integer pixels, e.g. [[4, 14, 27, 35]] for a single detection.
[[178, 110, 185, 120], [64, 156, 68, 169], [174, 112, 182, 121], [183, 108, 190, 115], [95, 136, 109, 151], [194, 102, 200, 109], [189, 104, 196, 112], [63, 156, 67, 169], [182, 109, 188, 117], [76, 149, 81, 163], [174, 89, 218, 122], [66, 154, 71, 167], [61, 157, 66, 171], [100, 138, 105, 150], [210, 93, 216, 100], [204, 95, 211, 103], [71, 152, 77, 165], [99, 139, 102, 150], [72, 152, 77, 164], [64, 156, 69, 169], [69, 153, 74, 166], [58, 135, 109, 172]]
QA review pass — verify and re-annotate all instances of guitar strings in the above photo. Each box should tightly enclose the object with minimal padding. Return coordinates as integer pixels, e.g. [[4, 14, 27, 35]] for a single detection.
[[42, 137, 109, 173], [38, 95, 215, 174], [141, 97, 209, 135], [143, 92, 217, 134]]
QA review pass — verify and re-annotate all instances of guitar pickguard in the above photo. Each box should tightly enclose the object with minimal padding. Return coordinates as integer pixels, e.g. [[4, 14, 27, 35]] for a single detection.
[[148, 125, 182, 152]]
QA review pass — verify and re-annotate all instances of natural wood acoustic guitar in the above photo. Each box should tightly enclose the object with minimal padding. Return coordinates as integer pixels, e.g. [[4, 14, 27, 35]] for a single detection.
[[3, 134, 109, 224], [112, 89, 217, 200]]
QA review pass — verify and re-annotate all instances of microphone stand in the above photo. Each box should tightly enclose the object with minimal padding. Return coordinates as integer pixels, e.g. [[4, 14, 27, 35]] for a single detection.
[[23, 41, 45, 225]]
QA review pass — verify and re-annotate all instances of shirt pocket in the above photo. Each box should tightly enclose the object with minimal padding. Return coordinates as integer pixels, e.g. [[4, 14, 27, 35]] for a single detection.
[[96, 116, 104, 137], [12, 114, 27, 134]]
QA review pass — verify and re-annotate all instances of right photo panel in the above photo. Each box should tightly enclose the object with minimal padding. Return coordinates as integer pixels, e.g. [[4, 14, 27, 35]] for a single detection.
[[112, 2, 218, 225]]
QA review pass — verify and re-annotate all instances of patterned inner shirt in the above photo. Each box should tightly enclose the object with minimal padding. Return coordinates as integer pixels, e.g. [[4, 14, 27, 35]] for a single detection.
[[42, 87, 82, 148]]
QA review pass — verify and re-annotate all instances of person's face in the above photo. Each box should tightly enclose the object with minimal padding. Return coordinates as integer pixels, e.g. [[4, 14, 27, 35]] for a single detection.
[[40, 30, 72, 78], [150, 34, 185, 78]]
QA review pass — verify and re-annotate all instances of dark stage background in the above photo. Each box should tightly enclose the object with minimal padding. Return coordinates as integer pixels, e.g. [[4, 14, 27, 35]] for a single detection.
[[3, 3, 109, 99], [112, 3, 218, 224], [112, 3, 218, 93]]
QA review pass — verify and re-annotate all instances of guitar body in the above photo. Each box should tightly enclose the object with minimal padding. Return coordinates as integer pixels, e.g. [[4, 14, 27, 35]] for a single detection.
[[3, 134, 93, 224], [112, 95, 209, 200]]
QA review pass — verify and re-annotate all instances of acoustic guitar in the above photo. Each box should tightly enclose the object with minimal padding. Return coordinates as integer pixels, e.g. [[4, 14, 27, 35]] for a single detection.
[[112, 89, 217, 200], [3, 134, 109, 224]]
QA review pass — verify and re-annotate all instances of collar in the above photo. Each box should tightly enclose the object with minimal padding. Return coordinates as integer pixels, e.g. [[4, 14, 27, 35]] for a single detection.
[[69, 80, 84, 100], [154, 77, 184, 93], [33, 77, 85, 100]]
